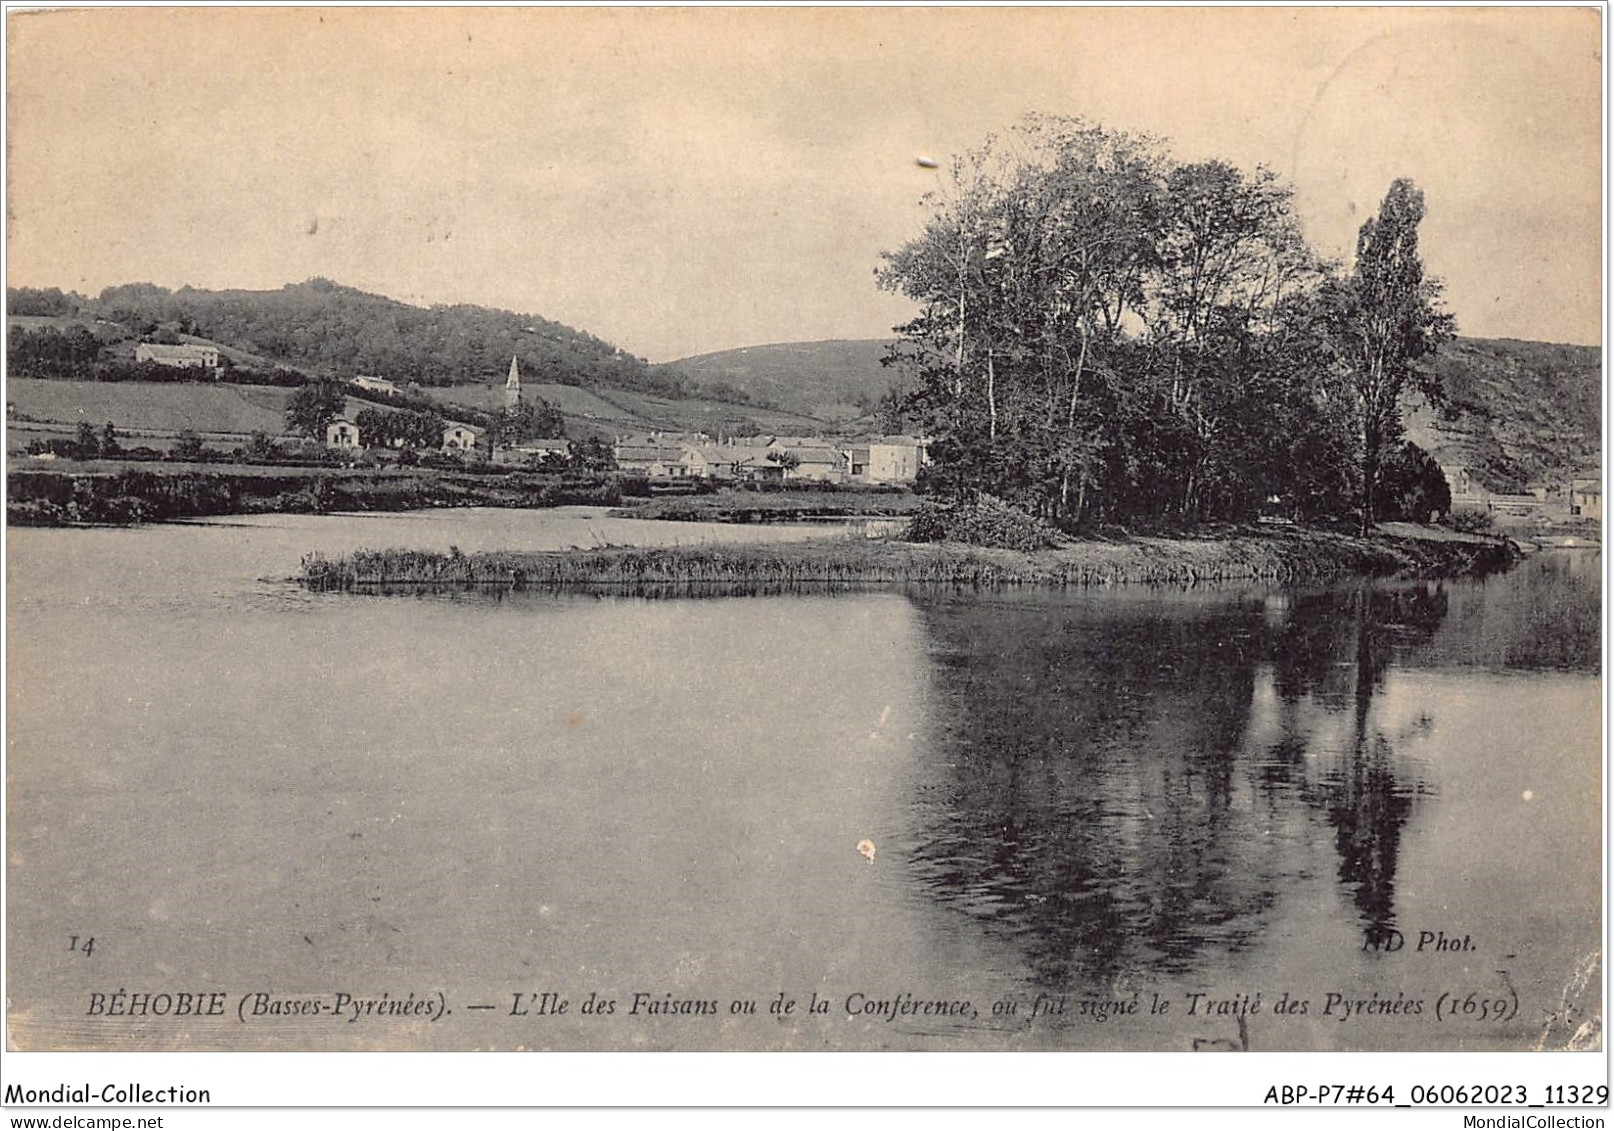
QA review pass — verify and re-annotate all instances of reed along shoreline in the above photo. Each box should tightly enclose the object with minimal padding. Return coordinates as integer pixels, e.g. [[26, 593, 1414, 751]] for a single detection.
[[298, 525, 1521, 593]]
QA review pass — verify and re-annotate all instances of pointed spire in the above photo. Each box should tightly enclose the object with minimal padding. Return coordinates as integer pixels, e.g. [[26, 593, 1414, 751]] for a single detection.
[[503, 354, 522, 408]]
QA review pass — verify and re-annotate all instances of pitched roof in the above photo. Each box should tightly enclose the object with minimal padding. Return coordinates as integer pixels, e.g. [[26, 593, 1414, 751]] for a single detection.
[[615, 444, 684, 463], [137, 342, 216, 359]]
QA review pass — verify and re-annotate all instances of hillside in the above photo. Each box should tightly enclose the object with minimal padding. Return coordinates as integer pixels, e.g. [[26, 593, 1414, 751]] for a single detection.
[[659, 339, 897, 421], [1404, 337, 1602, 492], [10, 280, 684, 395]]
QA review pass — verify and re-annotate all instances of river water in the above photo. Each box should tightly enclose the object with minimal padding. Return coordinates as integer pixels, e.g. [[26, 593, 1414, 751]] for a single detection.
[[5, 509, 1601, 1051]]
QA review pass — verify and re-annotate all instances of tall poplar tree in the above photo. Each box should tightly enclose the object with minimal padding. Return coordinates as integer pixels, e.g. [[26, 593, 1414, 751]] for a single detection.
[[1327, 180, 1455, 533]]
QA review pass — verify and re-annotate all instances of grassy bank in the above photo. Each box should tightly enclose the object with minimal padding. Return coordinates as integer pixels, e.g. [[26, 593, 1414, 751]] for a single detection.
[[299, 525, 1520, 593], [7, 465, 619, 526], [609, 488, 924, 524]]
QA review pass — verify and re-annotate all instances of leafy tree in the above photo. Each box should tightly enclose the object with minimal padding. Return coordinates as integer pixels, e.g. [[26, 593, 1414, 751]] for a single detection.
[[172, 429, 205, 460], [7, 286, 79, 316], [246, 431, 277, 462], [8, 326, 102, 378], [1141, 160, 1323, 520], [285, 379, 348, 438], [489, 399, 565, 457], [1378, 441, 1451, 523], [1324, 179, 1454, 533], [74, 422, 99, 458], [879, 117, 1166, 523], [395, 408, 446, 449], [879, 114, 1343, 530], [354, 407, 394, 449], [570, 437, 617, 472], [99, 422, 119, 457]]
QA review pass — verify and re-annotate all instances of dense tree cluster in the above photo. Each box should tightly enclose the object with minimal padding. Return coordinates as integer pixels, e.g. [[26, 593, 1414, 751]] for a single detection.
[[8, 286, 79, 317], [285, 379, 350, 438], [353, 407, 446, 450], [490, 399, 566, 449], [8, 325, 103, 378], [879, 116, 1453, 530]]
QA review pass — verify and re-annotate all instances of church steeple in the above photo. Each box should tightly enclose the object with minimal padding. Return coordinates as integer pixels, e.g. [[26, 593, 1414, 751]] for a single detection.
[[504, 355, 522, 408]]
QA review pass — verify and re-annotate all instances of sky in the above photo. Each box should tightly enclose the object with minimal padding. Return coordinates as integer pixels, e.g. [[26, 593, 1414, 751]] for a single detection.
[[5, 6, 1603, 362]]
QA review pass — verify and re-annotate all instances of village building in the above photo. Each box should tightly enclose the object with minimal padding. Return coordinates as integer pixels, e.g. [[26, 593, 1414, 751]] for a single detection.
[[1570, 470, 1602, 521], [325, 418, 361, 449], [493, 437, 571, 467], [766, 436, 848, 483], [675, 444, 740, 480], [709, 440, 779, 482], [442, 422, 485, 456], [351, 375, 398, 395], [1442, 463, 1485, 502], [786, 445, 848, 483], [135, 342, 219, 369], [867, 439, 926, 484], [613, 439, 690, 478], [847, 446, 871, 480], [612, 433, 717, 478]]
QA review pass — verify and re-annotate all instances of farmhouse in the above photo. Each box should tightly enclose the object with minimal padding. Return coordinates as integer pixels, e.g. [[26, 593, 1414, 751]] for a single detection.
[[867, 439, 926, 485], [767, 436, 847, 483], [351, 375, 398, 395], [614, 440, 689, 478], [442, 423, 484, 455], [1570, 470, 1602, 521], [135, 342, 219, 370], [325, 419, 361, 450], [678, 445, 739, 480]]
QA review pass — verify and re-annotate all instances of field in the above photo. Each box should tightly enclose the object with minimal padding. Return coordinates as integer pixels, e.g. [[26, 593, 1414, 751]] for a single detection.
[[612, 488, 923, 523], [427, 381, 830, 437], [5, 378, 376, 441]]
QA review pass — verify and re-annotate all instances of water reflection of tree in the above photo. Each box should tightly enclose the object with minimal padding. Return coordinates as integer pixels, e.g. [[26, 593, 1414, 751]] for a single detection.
[[907, 583, 1451, 992], [907, 595, 1280, 987], [1269, 583, 1448, 938]]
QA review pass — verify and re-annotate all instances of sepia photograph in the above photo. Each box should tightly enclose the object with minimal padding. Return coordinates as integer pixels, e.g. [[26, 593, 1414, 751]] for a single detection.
[[2, 2, 1604, 1106]]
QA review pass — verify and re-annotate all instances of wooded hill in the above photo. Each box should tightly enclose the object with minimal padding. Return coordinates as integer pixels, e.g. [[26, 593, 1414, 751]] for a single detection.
[[9, 280, 684, 395]]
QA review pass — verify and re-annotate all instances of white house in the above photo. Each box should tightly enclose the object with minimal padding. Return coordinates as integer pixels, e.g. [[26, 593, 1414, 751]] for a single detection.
[[135, 342, 219, 369], [442, 423, 484, 455], [867, 440, 925, 484], [1571, 470, 1602, 521], [325, 418, 361, 449], [351, 375, 398, 395]]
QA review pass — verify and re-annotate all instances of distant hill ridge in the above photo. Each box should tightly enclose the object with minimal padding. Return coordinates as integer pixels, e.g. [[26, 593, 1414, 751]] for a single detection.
[[659, 339, 896, 421]]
